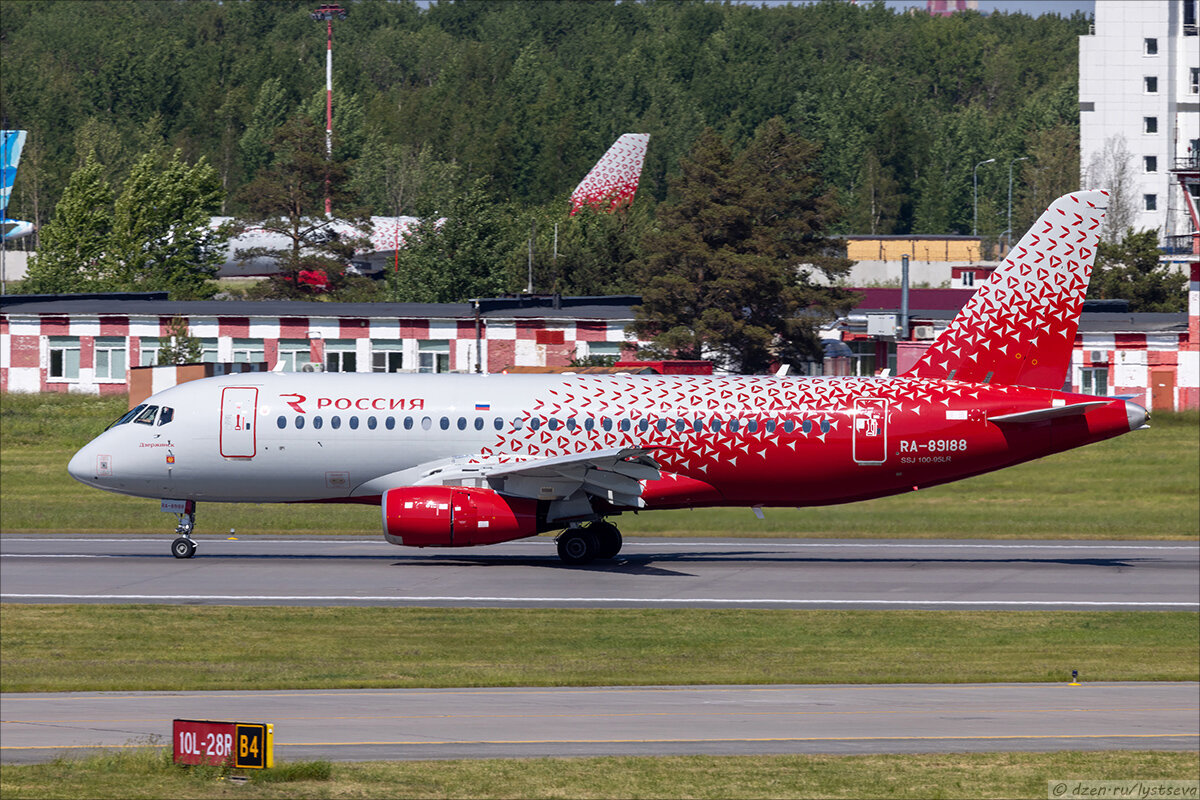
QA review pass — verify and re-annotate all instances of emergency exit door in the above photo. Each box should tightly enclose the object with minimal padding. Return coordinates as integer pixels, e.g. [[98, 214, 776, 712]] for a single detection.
[[852, 398, 888, 465], [220, 387, 258, 458]]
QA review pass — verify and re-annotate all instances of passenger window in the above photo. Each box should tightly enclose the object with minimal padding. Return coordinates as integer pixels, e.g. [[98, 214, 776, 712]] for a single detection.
[[367, 416, 377, 430], [584, 418, 595, 431], [158, 407, 174, 425], [313, 416, 324, 430], [783, 419, 795, 434], [439, 417, 450, 430], [295, 416, 305, 430], [638, 419, 649, 433], [529, 418, 541, 431], [729, 419, 740, 433], [566, 418, 577, 431], [693, 419, 704, 433], [330, 416, 341, 430], [403, 417, 413, 430], [474, 417, 484, 431], [513, 418, 525, 430], [764, 420, 776, 434], [602, 418, 612, 431], [349, 416, 359, 430], [675, 419, 686, 432], [277, 416, 287, 429], [421, 417, 432, 430], [656, 419, 668, 432], [548, 419, 559, 431], [386, 416, 396, 430], [802, 420, 813, 433], [494, 417, 504, 430], [457, 417, 467, 431], [820, 420, 831, 434], [746, 420, 758, 434], [710, 419, 722, 432], [619, 419, 630, 432], [134, 405, 159, 425]]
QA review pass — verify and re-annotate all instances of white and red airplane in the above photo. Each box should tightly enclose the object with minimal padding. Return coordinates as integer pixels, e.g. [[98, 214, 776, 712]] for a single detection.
[[69, 190, 1146, 563]]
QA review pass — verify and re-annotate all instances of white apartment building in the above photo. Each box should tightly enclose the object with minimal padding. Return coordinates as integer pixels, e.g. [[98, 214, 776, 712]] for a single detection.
[[1080, 0, 1200, 250]]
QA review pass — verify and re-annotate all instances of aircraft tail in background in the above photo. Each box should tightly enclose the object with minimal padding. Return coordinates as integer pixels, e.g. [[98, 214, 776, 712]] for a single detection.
[[569, 133, 650, 215], [2, 130, 34, 242], [904, 190, 1109, 390]]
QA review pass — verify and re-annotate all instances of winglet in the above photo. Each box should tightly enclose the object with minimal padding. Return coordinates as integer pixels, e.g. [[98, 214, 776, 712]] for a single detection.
[[903, 190, 1108, 389], [569, 133, 650, 215]]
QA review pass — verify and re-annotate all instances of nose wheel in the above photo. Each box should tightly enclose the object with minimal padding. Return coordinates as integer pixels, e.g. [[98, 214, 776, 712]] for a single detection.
[[171, 508, 197, 559]]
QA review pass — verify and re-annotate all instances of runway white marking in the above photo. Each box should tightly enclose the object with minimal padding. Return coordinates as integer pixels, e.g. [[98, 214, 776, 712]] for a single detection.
[[1, 537, 1196, 551], [2, 594, 1196, 608]]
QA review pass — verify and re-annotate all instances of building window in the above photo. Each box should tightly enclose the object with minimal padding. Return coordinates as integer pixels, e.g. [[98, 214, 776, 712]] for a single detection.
[[198, 338, 219, 363], [1144, 156, 1158, 172], [1144, 37, 1157, 55], [1144, 117, 1158, 134], [139, 338, 160, 366], [1185, 0, 1197, 34], [275, 339, 311, 371], [324, 340, 358, 373], [1144, 194, 1157, 211], [962, 271, 975, 286], [371, 339, 405, 373], [1191, 68, 1199, 94], [47, 336, 80, 380], [1144, 76, 1158, 94], [418, 340, 450, 373], [1080, 367, 1108, 396], [93, 337, 127, 381], [231, 338, 264, 364]]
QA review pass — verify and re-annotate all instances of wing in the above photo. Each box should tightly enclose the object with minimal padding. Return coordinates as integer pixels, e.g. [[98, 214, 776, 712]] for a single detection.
[[354, 447, 664, 523]]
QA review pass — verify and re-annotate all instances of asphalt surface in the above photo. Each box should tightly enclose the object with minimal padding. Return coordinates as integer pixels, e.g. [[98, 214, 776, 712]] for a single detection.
[[1, 535, 1197, 610], [2, 682, 1197, 763]]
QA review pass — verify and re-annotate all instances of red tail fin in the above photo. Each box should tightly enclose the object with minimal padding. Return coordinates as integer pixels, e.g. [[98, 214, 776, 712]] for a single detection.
[[904, 190, 1108, 388], [569, 133, 650, 215]]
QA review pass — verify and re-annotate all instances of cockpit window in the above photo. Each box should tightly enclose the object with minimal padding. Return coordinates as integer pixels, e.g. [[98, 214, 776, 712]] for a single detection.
[[133, 405, 159, 425], [158, 407, 174, 425], [107, 404, 147, 429]]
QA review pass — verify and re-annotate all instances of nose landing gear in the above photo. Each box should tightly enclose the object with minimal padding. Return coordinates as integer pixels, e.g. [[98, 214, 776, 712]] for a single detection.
[[171, 504, 197, 559]]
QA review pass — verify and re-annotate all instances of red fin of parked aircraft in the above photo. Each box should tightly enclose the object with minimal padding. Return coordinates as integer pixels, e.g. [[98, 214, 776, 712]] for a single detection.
[[569, 133, 650, 215], [904, 190, 1108, 389]]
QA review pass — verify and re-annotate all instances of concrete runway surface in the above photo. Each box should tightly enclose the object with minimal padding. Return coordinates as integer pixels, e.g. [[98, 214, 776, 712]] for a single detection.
[[2, 682, 1197, 763], [1, 535, 1197, 610]]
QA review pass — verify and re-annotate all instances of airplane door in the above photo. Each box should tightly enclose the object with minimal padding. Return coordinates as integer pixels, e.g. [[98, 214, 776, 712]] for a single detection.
[[220, 387, 258, 458], [852, 398, 888, 465], [450, 489, 477, 545]]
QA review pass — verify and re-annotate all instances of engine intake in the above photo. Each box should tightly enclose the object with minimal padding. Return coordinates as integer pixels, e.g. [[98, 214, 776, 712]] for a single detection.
[[383, 486, 541, 547]]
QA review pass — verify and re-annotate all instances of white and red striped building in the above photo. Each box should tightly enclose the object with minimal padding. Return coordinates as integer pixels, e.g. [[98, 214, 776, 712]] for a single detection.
[[2, 274, 1198, 411]]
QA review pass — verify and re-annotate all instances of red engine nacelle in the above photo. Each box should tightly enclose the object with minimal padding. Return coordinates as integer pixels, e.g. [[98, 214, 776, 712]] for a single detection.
[[382, 486, 542, 547]]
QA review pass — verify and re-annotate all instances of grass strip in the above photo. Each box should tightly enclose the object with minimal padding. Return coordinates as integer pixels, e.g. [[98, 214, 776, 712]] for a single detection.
[[1, 749, 1196, 799], [2, 393, 1196, 539], [2, 606, 1196, 693]]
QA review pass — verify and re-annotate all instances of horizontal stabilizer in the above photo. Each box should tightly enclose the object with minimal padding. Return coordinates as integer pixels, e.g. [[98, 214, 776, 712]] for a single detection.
[[988, 401, 1111, 425]]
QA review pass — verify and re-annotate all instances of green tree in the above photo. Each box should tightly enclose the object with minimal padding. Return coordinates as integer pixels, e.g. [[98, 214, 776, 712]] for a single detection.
[[157, 315, 203, 365], [235, 116, 368, 299], [107, 150, 227, 299], [388, 178, 519, 303], [21, 155, 114, 294], [630, 120, 855, 374], [1088, 229, 1186, 312]]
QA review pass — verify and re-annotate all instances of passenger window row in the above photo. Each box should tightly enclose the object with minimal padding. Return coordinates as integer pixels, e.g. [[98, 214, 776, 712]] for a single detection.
[[274, 414, 831, 435]]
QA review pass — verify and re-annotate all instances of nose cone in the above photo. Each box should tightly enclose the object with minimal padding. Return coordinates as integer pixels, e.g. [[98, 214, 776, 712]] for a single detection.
[[68, 442, 98, 486], [1124, 400, 1149, 431]]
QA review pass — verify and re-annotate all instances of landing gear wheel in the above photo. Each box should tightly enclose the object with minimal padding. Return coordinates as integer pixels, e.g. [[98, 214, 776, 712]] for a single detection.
[[556, 529, 598, 565], [171, 537, 197, 559], [589, 521, 623, 560]]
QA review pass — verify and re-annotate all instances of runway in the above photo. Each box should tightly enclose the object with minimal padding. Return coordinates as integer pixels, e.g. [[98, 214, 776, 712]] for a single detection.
[[2, 682, 1196, 763], [1, 535, 1197, 609]]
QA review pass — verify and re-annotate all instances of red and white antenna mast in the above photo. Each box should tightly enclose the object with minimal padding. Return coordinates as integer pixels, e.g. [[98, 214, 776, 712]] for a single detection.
[[310, 4, 347, 217]]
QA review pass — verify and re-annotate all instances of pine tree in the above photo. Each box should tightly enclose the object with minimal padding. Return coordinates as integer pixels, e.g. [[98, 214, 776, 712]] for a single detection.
[[21, 155, 114, 294], [1089, 229, 1186, 312]]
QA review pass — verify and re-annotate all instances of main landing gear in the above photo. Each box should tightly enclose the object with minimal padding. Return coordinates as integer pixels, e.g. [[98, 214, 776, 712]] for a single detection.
[[556, 520, 622, 565], [171, 506, 197, 559]]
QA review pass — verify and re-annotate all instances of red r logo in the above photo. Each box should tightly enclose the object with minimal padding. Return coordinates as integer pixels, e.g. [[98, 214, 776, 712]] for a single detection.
[[280, 393, 307, 413]]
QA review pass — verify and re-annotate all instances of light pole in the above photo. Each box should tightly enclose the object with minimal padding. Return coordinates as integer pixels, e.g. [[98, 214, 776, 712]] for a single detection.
[[310, 4, 347, 218], [973, 158, 995, 237], [1006, 157, 1029, 253]]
